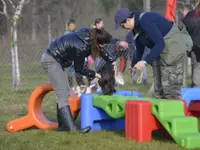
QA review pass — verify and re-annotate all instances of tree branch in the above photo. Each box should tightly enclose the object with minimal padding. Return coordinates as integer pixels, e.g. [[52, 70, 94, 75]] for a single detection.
[[25, 0, 30, 4], [8, 0, 16, 9], [0, 0, 9, 18], [0, 11, 5, 15], [14, 0, 29, 18]]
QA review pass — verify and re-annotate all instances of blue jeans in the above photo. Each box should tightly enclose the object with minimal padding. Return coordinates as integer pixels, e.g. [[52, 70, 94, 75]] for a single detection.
[[133, 68, 147, 81], [68, 64, 74, 77]]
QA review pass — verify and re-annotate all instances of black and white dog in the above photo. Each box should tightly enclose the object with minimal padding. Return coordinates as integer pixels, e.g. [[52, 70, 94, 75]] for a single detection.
[[74, 62, 116, 96], [97, 62, 116, 95]]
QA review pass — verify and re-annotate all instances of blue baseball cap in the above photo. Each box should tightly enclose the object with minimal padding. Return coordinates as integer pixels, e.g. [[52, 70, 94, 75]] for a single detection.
[[114, 8, 131, 30]]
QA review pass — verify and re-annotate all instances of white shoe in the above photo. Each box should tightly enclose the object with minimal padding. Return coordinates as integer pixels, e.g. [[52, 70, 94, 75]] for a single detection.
[[116, 73, 125, 85]]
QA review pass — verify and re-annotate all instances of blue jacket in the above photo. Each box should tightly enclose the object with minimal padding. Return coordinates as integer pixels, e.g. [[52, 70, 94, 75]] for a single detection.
[[131, 10, 173, 67]]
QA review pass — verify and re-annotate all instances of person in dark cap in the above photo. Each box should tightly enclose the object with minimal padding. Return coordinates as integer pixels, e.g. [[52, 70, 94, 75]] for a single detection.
[[182, 4, 200, 87], [114, 8, 193, 99]]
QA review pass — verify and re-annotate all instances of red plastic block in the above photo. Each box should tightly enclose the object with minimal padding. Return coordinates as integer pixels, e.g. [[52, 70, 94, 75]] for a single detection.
[[125, 100, 163, 142], [189, 101, 200, 111], [188, 101, 200, 117]]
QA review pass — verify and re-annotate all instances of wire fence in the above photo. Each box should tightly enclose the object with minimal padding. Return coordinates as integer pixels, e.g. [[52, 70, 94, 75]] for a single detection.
[[0, 33, 155, 99], [0, 32, 191, 100], [0, 0, 193, 102]]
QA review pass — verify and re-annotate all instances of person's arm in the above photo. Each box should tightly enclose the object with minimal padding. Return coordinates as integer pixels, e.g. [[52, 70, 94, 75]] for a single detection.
[[116, 41, 129, 73], [100, 50, 115, 64], [140, 19, 165, 64], [121, 49, 129, 72], [74, 56, 96, 78], [131, 39, 145, 68]]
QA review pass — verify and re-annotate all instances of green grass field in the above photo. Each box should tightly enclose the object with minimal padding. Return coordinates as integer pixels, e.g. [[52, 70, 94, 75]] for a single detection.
[[0, 63, 198, 150]]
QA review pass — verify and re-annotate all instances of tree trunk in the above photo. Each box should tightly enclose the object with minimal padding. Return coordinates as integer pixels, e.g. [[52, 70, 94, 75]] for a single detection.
[[48, 14, 51, 45], [32, 0, 37, 41], [117, 0, 121, 9], [11, 18, 20, 90], [143, 0, 151, 11], [10, 26, 16, 90]]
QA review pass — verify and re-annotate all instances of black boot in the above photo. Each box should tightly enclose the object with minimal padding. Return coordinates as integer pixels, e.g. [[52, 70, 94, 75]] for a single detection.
[[57, 104, 66, 131], [57, 105, 91, 133]]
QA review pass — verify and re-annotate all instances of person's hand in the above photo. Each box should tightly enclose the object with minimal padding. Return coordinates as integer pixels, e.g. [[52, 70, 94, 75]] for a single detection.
[[95, 73, 101, 79], [134, 61, 147, 71], [112, 61, 116, 66], [112, 61, 117, 71], [112, 61, 117, 78]]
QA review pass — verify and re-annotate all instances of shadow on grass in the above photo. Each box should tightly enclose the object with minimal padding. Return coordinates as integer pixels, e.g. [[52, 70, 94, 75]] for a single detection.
[[112, 129, 174, 143]]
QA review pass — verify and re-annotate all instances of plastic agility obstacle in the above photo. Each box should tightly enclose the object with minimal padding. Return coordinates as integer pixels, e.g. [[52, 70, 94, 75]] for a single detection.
[[6, 83, 80, 133], [81, 91, 142, 132], [6, 84, 200, 149], [81, 93, 200, 149]]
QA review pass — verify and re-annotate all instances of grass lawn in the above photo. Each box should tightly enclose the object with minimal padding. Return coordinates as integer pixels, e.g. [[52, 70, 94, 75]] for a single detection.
[[0, 63, 198, 150]]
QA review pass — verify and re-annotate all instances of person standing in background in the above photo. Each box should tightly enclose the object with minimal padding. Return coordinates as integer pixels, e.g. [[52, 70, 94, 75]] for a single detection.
[[92, 18, 105, 72], [64, 19, 76, 35], [64, 19, 77, 88], [92, 18, 128, 85], [182, 4, 200, 87]]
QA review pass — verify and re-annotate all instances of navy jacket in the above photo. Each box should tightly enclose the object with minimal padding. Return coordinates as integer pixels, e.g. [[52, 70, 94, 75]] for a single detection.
[[126, 31, 136, 60], [182, 10, 200, 48], [131, 10, 173, 67], [46, 28, 115, 78]]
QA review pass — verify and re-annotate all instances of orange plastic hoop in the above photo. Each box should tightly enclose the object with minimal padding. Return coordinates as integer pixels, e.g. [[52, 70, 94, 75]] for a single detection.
[[6, 83, 80, 133]]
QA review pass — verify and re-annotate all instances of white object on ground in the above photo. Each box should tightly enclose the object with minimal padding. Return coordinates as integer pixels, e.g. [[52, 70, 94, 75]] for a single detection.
[[115, 72, 125, 85]]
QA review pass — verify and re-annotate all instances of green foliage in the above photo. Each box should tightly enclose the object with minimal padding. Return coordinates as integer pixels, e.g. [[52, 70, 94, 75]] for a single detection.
[[122, 0, 143, 10], [100, 0, 143, 15], [100, 0, 117, 15]]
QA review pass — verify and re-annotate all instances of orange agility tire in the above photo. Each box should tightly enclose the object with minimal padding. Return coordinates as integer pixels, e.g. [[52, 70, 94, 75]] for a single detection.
[[6, 83, 80, 133]]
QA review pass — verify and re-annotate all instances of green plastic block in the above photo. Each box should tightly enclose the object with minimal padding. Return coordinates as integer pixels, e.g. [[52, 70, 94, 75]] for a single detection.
[[92, 94, 131, 119], [177, 133, 200, 149], [150, 99, 200, 149], [125, 96, 156, 102], [151, 100, 184, 118], [162, 117, 198, 136]]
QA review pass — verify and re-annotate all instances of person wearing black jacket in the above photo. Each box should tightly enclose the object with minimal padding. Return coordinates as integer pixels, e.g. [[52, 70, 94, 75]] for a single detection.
[[182, 4, 200, 87], [41, 28, 115, 133]]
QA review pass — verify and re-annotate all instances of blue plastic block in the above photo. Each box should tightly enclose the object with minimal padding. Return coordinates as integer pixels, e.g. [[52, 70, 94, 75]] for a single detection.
[[81, 94, 124, 131], [80, 90, 142, 131], [181, 88, 200, 107], [97, 90, 142, 97]]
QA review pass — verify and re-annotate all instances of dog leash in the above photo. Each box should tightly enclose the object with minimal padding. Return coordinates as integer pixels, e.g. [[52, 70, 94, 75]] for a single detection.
[[128, 67, 144, 84]]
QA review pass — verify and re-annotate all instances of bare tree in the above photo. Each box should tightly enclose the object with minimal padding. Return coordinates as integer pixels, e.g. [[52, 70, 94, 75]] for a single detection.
[[0, 0, 30, 90], [32, 0, 37, 41], [143, 0, 151, 11]]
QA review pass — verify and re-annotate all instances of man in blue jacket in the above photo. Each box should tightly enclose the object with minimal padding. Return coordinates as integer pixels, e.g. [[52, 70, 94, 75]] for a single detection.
[[114, 8, 193, 99]]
